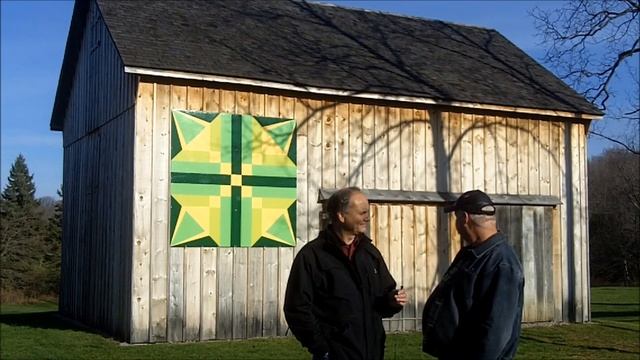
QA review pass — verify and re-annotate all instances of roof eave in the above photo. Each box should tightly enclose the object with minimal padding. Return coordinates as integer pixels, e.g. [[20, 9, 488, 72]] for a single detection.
[[125, 65, 603, 120], [49, 0, 91, 132]]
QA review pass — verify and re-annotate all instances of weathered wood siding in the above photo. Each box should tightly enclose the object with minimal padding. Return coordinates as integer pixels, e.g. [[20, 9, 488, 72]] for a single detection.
[[130, 80, 589, 342], [59, 0, 137, 341]]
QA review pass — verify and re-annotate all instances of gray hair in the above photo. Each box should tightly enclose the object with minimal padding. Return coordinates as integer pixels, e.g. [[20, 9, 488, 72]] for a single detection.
[[469, 213, 496, 226], [326, 187, 362, 223]]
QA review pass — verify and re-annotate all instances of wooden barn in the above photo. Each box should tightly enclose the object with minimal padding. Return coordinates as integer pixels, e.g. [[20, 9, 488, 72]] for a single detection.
[[50, 0, 602, 343]]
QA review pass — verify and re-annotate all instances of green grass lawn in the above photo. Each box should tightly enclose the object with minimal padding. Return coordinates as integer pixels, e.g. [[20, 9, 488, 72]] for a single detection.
[[1, 287, 638, 359]]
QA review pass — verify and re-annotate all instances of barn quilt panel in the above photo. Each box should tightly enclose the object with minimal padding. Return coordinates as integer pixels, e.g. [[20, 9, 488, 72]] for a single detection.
[[170, 110, 296, 247]]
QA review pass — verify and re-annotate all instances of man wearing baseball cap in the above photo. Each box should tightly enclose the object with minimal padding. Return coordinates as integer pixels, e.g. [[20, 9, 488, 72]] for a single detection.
[[422, 190, 525, 359]]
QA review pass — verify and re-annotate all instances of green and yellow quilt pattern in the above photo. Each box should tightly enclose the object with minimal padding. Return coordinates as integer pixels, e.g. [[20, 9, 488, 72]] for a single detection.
[[170, 110, 296, 247]]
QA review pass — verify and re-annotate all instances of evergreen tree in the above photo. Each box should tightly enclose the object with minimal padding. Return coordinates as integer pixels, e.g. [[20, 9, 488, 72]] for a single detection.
[[41, 188, 63, 294], [0, 154, 46, 295], [2, 154, 38, 208]]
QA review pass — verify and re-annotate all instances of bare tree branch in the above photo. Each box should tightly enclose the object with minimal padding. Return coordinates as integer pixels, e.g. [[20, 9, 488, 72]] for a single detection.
[[589, 130, 640, 155], [532, 0, 639, 154]]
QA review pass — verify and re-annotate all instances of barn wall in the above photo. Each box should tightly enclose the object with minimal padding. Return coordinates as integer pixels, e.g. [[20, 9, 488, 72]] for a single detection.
[[59, 0, 136, 341], [130, 80, 589, 342]]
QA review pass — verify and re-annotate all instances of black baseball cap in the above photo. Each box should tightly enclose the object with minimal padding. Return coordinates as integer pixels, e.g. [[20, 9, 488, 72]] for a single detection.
[[444, 190, 496, 215]]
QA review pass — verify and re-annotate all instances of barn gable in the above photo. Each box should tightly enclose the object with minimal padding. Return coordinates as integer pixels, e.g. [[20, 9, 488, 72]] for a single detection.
[[51, 0, 598, 344]]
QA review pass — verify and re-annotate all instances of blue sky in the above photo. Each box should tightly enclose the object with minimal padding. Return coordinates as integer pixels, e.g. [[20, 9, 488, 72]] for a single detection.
[[1, 1, 635, 198]]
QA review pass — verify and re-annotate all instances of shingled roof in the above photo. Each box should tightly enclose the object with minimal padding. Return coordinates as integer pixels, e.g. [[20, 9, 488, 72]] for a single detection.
[[52, 0, 602, 129]]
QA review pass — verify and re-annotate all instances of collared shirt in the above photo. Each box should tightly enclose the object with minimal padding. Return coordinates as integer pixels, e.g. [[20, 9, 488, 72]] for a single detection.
[[340, 236, 360, 260]]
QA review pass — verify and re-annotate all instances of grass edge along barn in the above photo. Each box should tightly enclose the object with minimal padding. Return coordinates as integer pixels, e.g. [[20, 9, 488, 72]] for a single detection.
[[50, 0, 602, 343]]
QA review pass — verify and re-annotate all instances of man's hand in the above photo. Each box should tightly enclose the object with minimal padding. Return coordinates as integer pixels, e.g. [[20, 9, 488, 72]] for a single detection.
[[393, 288, 408, 306], [312, 352, 330, 360]]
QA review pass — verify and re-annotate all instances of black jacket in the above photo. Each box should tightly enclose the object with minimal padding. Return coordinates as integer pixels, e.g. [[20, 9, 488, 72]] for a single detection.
[[284, 227, 402, 360], [422, 232, 524, 360]]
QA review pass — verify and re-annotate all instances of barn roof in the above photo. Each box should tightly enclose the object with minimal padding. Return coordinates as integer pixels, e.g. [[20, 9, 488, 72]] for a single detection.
[[51, 0, 602, 130]]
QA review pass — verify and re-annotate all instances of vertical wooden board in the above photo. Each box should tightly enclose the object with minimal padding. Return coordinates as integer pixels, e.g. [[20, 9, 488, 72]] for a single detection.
[[349, 103, 363, 187], [375, 205, 390, 269], [425, 207, 439, 293], [277, 96, 295, 336], [116, 116, 127, 339], [184, 249, 201, 340], [533, 207, 546, 321], [483, 115, 495, 194], [214, 90, 236, 340], [506, 117, 519, 194], [263, 251, 279, 337], [556, 142, 568, 321], [307, 99, 323, 238], [334, 103, 349, 188], [370, 204, 378, 245], [401, 205, 416, 331], [262, 94, 280, 337], [246, 92, 265, 339], [495, 117, 507, 195], [550, 122, 561, 197], [200, 245, 217, 341], [472, 114, 485, 190], [388, 205, 402, 331], [518, 118, 529, 194], [374, 106, 389, 190], [507, 206, 523, 262], [400, 108, 414, 191], [168, 85, 186, 342], [559, 122, 569, 322], [200, 88, 220, 340], [216, 248, 234, 339], [374, 203, 391, 330], [578, 123, 589, 322], [183, 86, 203, 341], [448, 112, 462, 193], [247, 245, 264, 339], [232, 243, 248, 339], [570, 122, 583, 322], [322, 101, 336, 189], [543, 207, 555, 321], [436, 207, 451, 278], [150, 83, 170, 342], [414, 206, 428, 331], [448, 214, 461, 261], [295, 98, 309, 250], [232, 91, 250, 339], [539, 120, 551, 196], [388, 107, 401, 190], [424, 111, 436, 192], [495, 205, 510, 240], [521, 206, 537, 322], [551, 207, 562, 322], [362, 104, 375, 189], [460, 113, 473, 192], [131, 81, 153, 343], [528, 119, 540, 195], [278, 246, 294, 336]]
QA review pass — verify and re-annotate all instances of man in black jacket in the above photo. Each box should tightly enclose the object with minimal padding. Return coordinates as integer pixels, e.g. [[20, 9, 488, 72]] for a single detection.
[[284, 187, 407, 360], [422, 190, 524, 359]]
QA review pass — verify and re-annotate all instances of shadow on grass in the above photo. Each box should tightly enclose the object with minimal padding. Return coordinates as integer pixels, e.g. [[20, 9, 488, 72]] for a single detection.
[[0, 311, 101, 335], [520, 335, 638, 355], [592, 310, 640, 318], [592, 322, 640, 333], [592, 303, 640, 306]]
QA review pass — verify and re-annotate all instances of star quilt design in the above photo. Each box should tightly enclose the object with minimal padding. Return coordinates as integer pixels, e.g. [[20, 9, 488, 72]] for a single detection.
[[170, 110, 296, 247]]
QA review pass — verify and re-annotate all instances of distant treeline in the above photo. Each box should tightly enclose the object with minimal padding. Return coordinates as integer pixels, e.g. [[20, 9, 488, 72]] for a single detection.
[[1, 154, 61, 302], [588, 149, 640, 286]]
